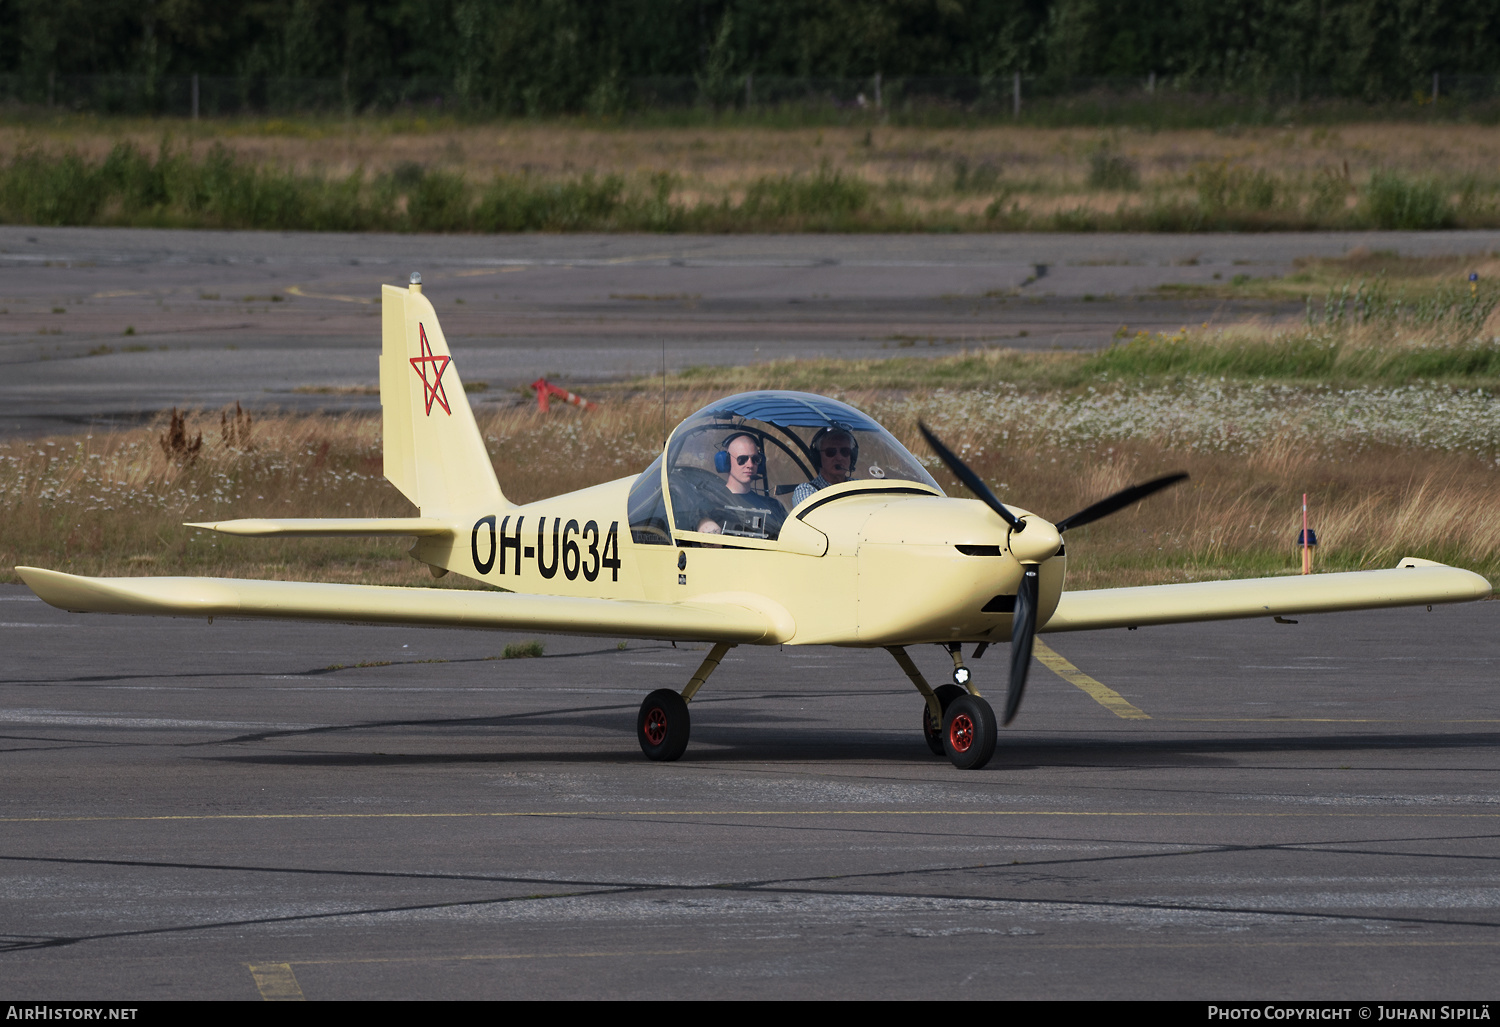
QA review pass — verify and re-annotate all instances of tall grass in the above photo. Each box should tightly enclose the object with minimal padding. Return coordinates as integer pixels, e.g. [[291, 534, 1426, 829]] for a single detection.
[[1086, 149, 1139, 190], [1094, 327, 1500, 382], [1361, 171, 1455, 230], [0, 142, 881, 232], [2, 137, 1497, 232], [1094, 278, 1500, 383]]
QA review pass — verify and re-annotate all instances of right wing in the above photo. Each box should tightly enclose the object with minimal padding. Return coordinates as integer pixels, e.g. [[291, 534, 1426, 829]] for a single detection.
[[1044, 558, 1491, 633], [16, 567, 794, 645]]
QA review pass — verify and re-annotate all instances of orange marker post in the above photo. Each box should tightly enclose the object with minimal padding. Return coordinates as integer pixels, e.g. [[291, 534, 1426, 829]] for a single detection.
[[1297, 493, 1318, 574], [1302, 494, 1310, 574]]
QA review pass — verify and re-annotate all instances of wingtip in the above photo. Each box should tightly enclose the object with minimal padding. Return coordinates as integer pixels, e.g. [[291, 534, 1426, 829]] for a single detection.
[[15, 565, 59, 587], [14, 566, 93, 611]]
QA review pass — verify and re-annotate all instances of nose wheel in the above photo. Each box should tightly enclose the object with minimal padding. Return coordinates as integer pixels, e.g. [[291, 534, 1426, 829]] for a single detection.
[[921, 684, 969, 756], [943, 694, 998, 770]]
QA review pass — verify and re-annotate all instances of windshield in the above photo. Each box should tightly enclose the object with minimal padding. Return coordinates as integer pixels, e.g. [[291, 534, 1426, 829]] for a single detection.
[[628, 391, 940, 544]]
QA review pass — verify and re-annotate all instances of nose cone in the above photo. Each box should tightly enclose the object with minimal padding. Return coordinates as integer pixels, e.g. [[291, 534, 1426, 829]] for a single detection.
[[1010, 517, 1061, 564]]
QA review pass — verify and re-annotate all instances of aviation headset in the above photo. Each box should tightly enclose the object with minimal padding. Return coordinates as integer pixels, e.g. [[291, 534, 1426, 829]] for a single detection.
[[809, 424, 858, 475], [714, 431, 763, 474]]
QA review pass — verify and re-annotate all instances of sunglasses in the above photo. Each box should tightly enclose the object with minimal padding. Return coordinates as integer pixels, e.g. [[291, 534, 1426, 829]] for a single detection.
[[821, 446, 853, 458], [734, 453, 763, 466]]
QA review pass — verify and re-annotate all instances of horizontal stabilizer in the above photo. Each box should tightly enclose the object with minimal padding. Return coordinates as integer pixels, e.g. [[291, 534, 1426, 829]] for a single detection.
[[186, 518, 453, 538], [1043, 558, 1491, 633], [16, 567, 792, 645]]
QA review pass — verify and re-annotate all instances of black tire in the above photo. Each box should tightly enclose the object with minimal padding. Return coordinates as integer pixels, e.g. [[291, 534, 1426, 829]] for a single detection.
[[921, 684, 968, 756], [942, 694, 997, 770], [638, 688, 691, 762]]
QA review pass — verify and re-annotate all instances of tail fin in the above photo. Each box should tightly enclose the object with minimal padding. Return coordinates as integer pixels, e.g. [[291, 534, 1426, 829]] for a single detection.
[[380, 279, 507, 517]]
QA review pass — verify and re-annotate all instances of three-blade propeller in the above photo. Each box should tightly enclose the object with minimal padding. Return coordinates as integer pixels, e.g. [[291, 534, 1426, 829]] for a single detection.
[[918, 422, 1187, 726]]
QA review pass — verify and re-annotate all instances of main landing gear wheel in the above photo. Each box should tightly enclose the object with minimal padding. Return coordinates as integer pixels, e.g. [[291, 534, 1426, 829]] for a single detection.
[[638, 688, 690, 762], [943, 694, 998, 770], [922, 684, 968, 756]]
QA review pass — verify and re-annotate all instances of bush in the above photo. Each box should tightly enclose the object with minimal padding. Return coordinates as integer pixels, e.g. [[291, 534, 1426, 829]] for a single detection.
[[953, 157, 1002, 194], [1193, 162, 1276, 212], [501, 640, 545, 659], [0, 149, 105, 224], [405, 168, 471, 231], [474, 172, 627, 230], [1092, 329, 1339, 379], [738, 163, 870, 223], [0, 143, 398, 231], [1086, 150, 1138, 190], [1361, 171, 1454, 230]]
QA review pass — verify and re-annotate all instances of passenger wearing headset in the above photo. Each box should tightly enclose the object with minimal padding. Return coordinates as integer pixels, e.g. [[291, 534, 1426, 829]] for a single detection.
[[696, 431, 786, 539], [792, 426, 856, 506]]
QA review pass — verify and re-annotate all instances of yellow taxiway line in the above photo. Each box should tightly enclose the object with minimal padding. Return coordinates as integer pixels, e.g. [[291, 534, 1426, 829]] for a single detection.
[[248, 963, 305, 1001], [248, 948, 705, 999], [284, 285, 374, 304], [1033, 639, 1151, 719]]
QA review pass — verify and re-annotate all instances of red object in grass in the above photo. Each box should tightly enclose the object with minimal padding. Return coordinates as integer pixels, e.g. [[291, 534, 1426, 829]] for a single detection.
[[531, 377, 599, 413]]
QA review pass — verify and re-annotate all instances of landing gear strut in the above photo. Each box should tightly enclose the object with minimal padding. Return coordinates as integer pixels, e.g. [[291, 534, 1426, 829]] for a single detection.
[[887, 645, 998, 769], [637, 641, 734, 762], [922, 685, 968, 756]]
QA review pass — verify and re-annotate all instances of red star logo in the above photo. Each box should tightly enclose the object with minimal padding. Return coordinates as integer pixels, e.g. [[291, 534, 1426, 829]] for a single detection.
[[409, 323, 452, 416]]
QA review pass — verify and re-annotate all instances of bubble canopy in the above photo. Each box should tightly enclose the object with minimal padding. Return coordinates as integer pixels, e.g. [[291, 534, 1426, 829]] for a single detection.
[[628, 391, 943, 545]]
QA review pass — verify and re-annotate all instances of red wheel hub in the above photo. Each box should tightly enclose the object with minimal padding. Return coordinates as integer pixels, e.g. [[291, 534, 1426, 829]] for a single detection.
[[643, 707, 668, 745], [949, 714, 974, 753]]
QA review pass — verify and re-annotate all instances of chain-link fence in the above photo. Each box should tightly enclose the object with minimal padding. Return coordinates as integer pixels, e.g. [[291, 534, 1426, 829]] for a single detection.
[[4, 72, 1499, 121]]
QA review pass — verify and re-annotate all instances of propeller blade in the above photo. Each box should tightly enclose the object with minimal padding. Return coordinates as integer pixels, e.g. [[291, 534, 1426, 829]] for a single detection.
[[1053, 472, 1189, 534], [1005, 565, 1039, 726], [917, 422, 1024, 532]]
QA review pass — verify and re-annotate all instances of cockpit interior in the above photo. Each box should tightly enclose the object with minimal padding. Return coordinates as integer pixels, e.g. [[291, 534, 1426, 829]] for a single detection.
[[627, 391, 944, 547]]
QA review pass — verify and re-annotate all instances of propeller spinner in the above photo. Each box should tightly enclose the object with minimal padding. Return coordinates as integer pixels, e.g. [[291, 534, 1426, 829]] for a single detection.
[[918, 422, 1187, 726]]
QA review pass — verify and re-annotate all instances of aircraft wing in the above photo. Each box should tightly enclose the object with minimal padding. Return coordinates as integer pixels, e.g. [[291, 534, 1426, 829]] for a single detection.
[[1043, 558, 1492, 633], [16, 567, 793, 645]]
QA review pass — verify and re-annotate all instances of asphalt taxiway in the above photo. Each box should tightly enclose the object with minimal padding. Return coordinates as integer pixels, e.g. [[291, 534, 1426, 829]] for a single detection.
[[2, 584, 1497, 999], [6, 227, 1500, 437]]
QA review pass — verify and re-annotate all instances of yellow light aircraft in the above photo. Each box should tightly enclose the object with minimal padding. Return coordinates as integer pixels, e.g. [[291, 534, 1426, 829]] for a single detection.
[[18, 275, 1493, 770]]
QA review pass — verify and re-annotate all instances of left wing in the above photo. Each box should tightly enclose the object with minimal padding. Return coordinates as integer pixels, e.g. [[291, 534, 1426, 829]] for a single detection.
[[16, 567, 794, 645], [1043, 558, 1491, 633]]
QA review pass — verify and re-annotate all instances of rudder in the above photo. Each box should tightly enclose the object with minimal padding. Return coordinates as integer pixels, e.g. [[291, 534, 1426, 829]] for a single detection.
[[380, 278, 507, 517]]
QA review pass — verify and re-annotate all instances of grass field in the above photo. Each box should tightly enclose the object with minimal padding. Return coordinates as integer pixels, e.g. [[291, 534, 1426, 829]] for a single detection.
[[4, 117, 1500, 231]]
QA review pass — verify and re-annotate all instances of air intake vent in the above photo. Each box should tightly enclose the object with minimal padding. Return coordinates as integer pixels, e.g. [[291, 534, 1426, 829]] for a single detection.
[[956, 544, 1004, 556], [982, 594, 1016, 613]]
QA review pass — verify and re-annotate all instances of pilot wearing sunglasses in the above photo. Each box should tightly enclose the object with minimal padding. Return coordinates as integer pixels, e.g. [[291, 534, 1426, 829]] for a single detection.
[[792, 427, 856, 506], [696, 432, 786, 539]]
